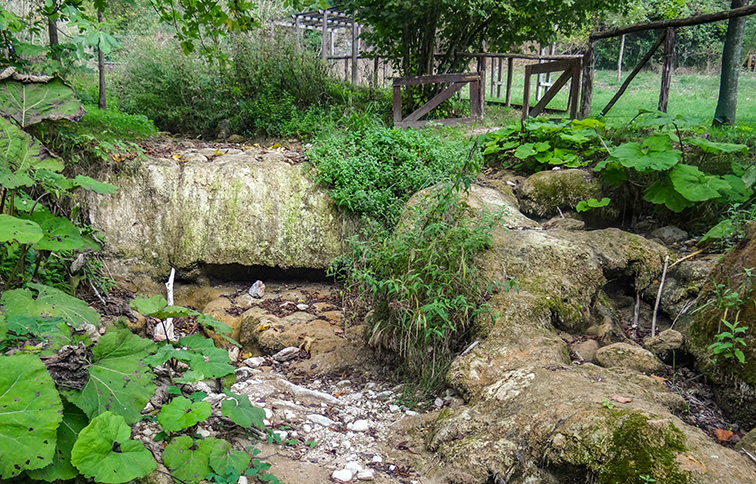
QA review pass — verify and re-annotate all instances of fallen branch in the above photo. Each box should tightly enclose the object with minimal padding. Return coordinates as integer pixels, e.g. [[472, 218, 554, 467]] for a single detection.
[[669, 250, 703, 269], [651, 255, 670, 338]]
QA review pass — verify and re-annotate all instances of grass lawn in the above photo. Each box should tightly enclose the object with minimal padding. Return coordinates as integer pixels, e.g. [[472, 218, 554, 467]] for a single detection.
[[482, 68, 756, 127]]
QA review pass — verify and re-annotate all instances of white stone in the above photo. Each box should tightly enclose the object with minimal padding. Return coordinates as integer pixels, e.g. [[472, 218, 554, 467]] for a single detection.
[[273, 430, 288, 441], [332, 469, 353, 482], [357, 469, 375, 481], [405, 410, 418, 416], [352, 419, 369, 432], [244, 356, 266, 367], [307, 414, 336, 427], [296, 303, 309, 311], [196, 427, 212, 438], [336, 380, 352, 388], [303, 424, 312, 433], [344, 462, 362, 473], [273, 346, 299, 362], [371, 455, 383, 463], [228, 346, 240, 361], [341, 440, 352, 448], [389, 405, 400, 412], [264, 408, 274, 419], [237, 477, 248, 484], [284, 410, 297, 421], [434, 398, 444, 407], [375, 391, 393, 400]]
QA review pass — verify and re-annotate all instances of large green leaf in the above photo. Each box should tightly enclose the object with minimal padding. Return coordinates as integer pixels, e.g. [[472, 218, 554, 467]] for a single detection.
[[163, 436, 223, 483], [1, 283, 100, 329], [0, 214, 43, 244], [611, 134, 680, 172], [0, 77, 85, 127], [0, 354, 63, 479], [66, 328, 156, 424], [129, 294, 168, 316], [27, 211, 101, 252], [175, 334, 234, 382], [0, 116, 59, 171], [27, 402, 89, 482], [197, 313, 233, 334], [208, 438, 250, 476], [221, 391, 265, 430], [70, 411, 156, 483], [0, 166, 33, 188], [158, 396, 211, 432], [689, 138, 748, 155], [643, 177, 694, 213], [72, 174, 117, 194], [669, 164, 732, 202]]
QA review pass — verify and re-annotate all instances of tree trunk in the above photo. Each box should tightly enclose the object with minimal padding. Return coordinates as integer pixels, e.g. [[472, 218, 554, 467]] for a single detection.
[[713, 0, 748, 126], [47, 16, 59, 60], [97, 11, 107, 110], [617, 34, 625, 82]]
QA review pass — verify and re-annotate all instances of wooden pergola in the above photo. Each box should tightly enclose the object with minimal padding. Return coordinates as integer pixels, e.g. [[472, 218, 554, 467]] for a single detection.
[[278, 8, 363, 84]]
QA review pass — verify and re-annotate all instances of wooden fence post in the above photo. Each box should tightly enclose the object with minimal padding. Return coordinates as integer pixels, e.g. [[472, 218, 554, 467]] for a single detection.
[[506, 57, 513, 106], [351, 22, 360, 84], [393, 84, 402, 125], [579, 40, 595, 119], [320, 10, 328, 60], [658, 27, 676, 112]]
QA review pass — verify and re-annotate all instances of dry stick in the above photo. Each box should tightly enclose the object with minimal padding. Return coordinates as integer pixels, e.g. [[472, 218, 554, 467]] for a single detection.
[[651, 255, 670, 338], [163, 267, 176, 341], [632, 293, 640, 340], [669, 250, 703, 269]]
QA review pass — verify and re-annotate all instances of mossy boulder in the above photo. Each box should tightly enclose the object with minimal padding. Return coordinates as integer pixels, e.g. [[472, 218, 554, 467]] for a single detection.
[[594, 342, 666, 375], [422, 187, 752, 484], [679, 224, 756, 428], [516, 168, 602, 218], [88, 151, 357, 284]]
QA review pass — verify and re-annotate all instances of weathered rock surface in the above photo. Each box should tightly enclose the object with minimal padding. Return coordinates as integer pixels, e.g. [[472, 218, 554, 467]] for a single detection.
[[645, 329, 685, 362], [651, 225, 689, 245], [516, 168, 602, 218], [680, 224, 756, 428], [424, 185, 754, 484], [594, 342, 666, 374], [88, 151, 356, 285]]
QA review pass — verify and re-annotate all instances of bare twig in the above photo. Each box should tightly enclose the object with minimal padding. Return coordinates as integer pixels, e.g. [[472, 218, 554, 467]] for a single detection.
[[632, 293, 640, 340], [651, 255, 670, 338], [669, 250, 703, 269]]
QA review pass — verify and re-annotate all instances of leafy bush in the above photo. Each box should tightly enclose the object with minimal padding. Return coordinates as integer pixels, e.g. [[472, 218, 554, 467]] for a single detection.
[[309, 124, 478, 227], [332, 158, 506, 391], [482, 112, 752, 227]]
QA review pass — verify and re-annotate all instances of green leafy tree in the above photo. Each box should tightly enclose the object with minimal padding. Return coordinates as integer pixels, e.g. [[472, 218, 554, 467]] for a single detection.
[[713, 0, 750, 126]]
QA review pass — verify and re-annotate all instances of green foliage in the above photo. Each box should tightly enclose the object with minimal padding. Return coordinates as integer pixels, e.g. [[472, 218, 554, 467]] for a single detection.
[[162, 435, 217, 483], [159, 396, 212, 432], [309, 125, 477, 227], [65, 328, 157, 424], [577, 197, 612, 212], [0, 354, 63, 479], [709, 319, 749, 364], [70, 411, 156, 483], [1, 283, 101, 329], [27, 402, 89, 481], [221, 390, 266, 430], [333, 160, 503, 390], [483, 112, 751, 217]]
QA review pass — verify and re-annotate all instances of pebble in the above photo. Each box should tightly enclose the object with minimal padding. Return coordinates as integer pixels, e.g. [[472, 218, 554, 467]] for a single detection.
[[243, 356, 266, 367], [345, 462, 362, 473], [273, 347, 299, 362], [405, 410, 418, 416], [375, 391, 393, 400], [303, 424, 312, 433], [351, 419, 369, 432], [357, 469, 375, 481], [238, 477, 248, 484], [336, 380, 352, 388], [372, 455, 383, 463], [389, 405, 400, 412], [197, 427, 211, 438], [273, 430, 288, 441], [332, 469, 353, 482], [228, 346, 240, 361], [296, 303, 309, 311], [284, 410, 297, 421], [307, 414, 336, 427], [248, 280, 265, 298], [434, 397, 444, 407]]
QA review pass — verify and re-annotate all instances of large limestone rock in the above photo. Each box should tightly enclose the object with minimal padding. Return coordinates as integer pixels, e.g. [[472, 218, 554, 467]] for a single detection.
[[680, 224, 756, 428], [88, 151, 355, 284], [422, 185, 753, 484], [516, 168, 602, 218]]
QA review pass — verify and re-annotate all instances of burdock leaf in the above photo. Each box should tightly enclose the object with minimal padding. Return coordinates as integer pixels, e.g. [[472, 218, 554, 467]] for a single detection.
[[221, 391, 265, 430], [162, 435, 217, 483], [66, 328, 156, 424], [1, 283, 100, 329], [158, 396, 211, 432], [70, 411, 156, 483], [208, 438, 250, 475], [27, 402, 89, 482], [0, 354, 63, 479], [0, 77, 85, 127], [0, 214, 42, 244]]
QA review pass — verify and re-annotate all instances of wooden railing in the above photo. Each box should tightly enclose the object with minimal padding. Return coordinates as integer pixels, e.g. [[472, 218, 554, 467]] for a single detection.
[[522, 58, 582, 120], [392, 72, 484, 128]]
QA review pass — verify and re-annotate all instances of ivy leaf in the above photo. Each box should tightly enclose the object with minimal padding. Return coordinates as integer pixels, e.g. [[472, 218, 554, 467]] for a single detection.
[[643, 177, 694, 212], [669, 164, 732, 202], [0, 354, 63, 479], [72, 175, 117, 194], [0, 77, 86, 127], [129, 295, 168, 316], [221, 391, 265, 430], [611, 134, 680, 172], [1, 283, 100, 329], [70, 411, 156, 483], [0, 214, 43, 244], [27, 402, 89, 482], [65, 328, 156, 424], [208, 438, 251, 476], [158, 396, 212, 432], [162, 435, 218, 483]]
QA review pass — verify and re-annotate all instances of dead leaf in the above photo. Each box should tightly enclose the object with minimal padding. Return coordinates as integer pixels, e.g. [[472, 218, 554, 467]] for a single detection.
[[299, 336, 316, 353], [333, 328, 344, 335], [650, 375, 667, 384], [714, 428, 734, 443], [611, 395, 633, 404]]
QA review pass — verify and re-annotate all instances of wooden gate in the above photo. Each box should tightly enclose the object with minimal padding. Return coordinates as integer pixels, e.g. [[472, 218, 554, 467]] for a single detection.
[[393, 72, 484, 128], [522, 59, 582, 120]]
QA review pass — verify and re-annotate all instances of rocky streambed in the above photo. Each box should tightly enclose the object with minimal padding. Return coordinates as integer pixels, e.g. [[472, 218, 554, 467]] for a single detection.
[[89, 139, 756, 484]]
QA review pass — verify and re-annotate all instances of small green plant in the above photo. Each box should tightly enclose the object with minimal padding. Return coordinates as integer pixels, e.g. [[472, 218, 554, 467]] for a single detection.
[[576, 197, 612, 212], [639, 475, 657, 483], [709, 318, 749, 364], [602, 398, 615, 409]]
